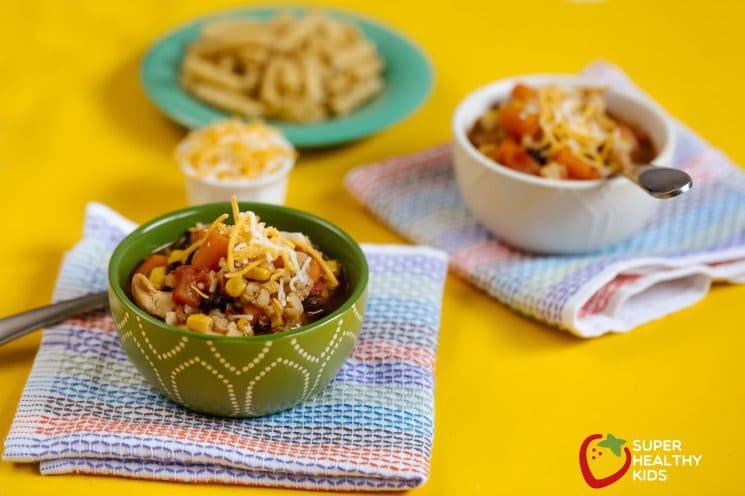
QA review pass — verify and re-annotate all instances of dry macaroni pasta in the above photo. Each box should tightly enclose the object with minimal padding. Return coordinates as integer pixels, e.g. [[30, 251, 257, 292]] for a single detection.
[[181, 11, 385, 123]]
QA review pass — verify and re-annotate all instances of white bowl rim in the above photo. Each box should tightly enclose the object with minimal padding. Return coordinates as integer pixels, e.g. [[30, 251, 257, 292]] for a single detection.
[[180, 156, 295, 188], [452, 73, 676, 189]]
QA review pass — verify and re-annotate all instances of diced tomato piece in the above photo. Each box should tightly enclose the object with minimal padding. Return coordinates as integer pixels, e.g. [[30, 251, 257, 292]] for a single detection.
[[308, 258, 322, 281], [134, 254, 168, 277], [172, 265, 209, 307], [554, 148, 600, 180], [511, 83, 537, 101], [498, 105, 523, 137], [492, 138, 541, 175], [192, 230, 229, 270], [521, 113, 540, 137], [190, 227, 208, 243], [310, 279, 326, 297], [498, 105, 540, 139]]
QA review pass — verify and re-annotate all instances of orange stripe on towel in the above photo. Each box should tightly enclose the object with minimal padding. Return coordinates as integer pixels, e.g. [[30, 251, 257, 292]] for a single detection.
[[33, 416, 429, 473], [351, 339, 436, 371]]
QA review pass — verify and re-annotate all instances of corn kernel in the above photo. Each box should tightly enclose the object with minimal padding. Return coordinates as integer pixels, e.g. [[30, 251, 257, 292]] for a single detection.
[[148, 266, 166, 289], [225, 276, 247, 297], [168, 249, 184, 264], [186, 314, 213, 334], [270, 299, 284, 328], [237, 318, 253, 336], [327, 259, 340, 275], [246, 266, 271, 281]]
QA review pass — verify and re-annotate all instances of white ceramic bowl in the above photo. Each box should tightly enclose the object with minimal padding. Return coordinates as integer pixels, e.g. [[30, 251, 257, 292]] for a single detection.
[[182, 157, 294, 206], [452, 74, 676, 254]]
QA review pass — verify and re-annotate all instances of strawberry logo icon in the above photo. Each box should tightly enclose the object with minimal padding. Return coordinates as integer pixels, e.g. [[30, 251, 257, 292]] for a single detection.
[[579, 433, 632, 488]]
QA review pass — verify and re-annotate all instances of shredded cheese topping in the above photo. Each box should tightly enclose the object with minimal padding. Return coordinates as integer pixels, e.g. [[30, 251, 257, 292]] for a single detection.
[[133, 196, 344, 336], [219, 196, 339, 311], [291, 237, 339, 288], [526, 85, 635, 176], [176, 120, 297, 181], [191, 284, 209, 299]]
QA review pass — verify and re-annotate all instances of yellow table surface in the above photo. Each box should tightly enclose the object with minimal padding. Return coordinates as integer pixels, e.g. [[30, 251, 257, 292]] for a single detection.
[[1, 0, 744, 494]]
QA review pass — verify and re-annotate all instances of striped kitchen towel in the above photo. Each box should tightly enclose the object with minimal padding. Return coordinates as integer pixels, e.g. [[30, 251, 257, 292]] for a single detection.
[[2, 203, 448, 491], [346, 62, 745, 337]]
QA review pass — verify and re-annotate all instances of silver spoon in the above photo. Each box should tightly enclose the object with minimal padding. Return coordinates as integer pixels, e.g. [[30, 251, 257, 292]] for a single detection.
[[0, 291, 108, 346], [623, 165, 692, 199]]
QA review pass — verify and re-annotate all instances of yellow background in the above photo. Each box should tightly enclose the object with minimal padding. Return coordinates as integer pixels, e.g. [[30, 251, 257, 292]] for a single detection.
[[1, 0, 743, 494]]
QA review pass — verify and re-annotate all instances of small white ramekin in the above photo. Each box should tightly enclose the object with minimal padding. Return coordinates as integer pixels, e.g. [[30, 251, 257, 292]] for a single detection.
[[181, 157, 295, 206], [452, 74, 676, 254]]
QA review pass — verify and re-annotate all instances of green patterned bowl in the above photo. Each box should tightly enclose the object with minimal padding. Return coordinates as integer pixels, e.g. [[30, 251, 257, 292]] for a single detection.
[[108, 202, 368, 417]]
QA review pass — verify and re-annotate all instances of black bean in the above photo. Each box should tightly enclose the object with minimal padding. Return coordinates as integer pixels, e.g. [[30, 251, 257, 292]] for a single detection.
[[526, 148, 547, 165], [253, 317, 272, 335], [303, 295, 325, 312], [303, 295, 328, 320], [307, 309, 326, 319], [199, 293, 234, 313], [172, 231, 191, 249]]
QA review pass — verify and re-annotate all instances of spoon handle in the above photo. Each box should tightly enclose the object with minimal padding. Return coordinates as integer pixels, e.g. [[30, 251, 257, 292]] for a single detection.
[[0, 291, 109, 346], [624, 165, 693, 199]]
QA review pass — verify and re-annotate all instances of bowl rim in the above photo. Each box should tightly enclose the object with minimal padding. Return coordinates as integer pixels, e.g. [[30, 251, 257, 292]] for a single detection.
[[108, 202, 369, 343], [452, 73, 676, 189]]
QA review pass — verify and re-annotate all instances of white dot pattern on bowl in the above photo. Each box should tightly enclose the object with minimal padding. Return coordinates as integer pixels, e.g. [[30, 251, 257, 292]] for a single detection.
[[116, 309, 361, 416]]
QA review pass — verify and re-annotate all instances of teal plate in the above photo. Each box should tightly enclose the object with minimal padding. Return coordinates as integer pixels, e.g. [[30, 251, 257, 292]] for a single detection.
[[141, 6, 434, 148]]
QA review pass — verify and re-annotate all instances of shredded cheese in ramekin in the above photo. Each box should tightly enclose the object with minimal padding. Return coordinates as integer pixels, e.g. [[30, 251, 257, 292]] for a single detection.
[[176, 120, 296, 182]]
